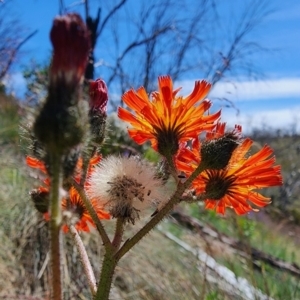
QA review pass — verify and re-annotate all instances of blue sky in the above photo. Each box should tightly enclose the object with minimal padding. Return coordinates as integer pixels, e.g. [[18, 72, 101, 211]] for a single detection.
[[2, 0, 300, 134]]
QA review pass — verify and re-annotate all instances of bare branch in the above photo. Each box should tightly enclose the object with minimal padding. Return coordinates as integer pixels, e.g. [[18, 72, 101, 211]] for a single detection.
[[209, 0, 273, 85], [97, 0, 127, 38], [107, 25, 172, 86], [0, 30, 38, 80]]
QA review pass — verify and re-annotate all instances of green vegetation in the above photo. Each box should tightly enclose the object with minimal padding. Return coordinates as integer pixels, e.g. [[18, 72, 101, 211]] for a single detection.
[[0, 93, 20, 145]]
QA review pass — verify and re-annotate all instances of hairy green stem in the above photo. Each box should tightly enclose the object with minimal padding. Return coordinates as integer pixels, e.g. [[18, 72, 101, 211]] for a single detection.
[[69, 225, 96, 296], [94, 252, 117, 300], [49, 153, 63, 300]]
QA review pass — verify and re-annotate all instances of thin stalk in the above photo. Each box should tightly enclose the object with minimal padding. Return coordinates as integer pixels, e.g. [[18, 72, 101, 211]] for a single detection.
[[95, 185, 185, 299], [69, 225, 97, 296], [165, 153, 180, 183], [115, 185, 184, 261], [72, 180, 113, 251], [112, 218, 124, 250], [49, 153, 63, 300]]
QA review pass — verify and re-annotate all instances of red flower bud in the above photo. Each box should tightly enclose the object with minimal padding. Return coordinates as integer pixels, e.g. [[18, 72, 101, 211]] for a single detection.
[[88, 79, 108, 145], [89, 78, 108, 114], [50, 13, 90, 87]]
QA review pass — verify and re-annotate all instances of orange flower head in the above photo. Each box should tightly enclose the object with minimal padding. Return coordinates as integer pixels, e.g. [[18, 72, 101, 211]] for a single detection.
[[26, 154, 110, 232], [61, 187, 110, 232], [26, 156, 48, 174], [193, 138, 282, 214], [118, 76, 220, 156], [175, 123, 282, 214]]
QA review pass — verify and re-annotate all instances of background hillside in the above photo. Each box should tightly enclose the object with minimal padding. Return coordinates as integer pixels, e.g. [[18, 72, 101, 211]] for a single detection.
[[1, 92, 300, 299]]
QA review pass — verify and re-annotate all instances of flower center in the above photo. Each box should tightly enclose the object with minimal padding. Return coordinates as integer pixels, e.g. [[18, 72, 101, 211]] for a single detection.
[[108, 175, 145, 203], [106, 175, 146, 224], [205, 171, 235, 200], [155, 124, 180, 156], [63, 197, 85, 219]]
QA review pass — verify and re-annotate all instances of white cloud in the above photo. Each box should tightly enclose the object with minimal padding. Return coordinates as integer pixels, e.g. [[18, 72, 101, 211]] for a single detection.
[[222, 105, 300, 134], [178, 77, 300, 102], [177, 76, 300, 133], [211, 78, 300, 101]]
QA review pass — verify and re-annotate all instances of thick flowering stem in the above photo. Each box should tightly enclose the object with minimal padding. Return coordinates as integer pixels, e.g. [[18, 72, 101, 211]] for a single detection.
[[72, 180, 113, 251], [69, 225, 96, 296], [49, 153, 63, 300], [94, 252, 117, 300]]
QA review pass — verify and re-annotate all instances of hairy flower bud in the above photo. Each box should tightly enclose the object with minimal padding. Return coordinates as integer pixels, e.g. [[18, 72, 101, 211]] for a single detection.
[[33, 13, 90, 154], [201, 134, 240, 170], [199, 124, 242, 170], [89, 78, 108, 145], [33, 97, 88, 154], [62, 147, 81, 182]]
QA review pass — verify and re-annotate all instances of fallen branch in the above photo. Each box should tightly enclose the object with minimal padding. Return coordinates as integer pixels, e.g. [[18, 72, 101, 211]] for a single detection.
[[170, 210, 300, 278], [157, 226, 273, 300]]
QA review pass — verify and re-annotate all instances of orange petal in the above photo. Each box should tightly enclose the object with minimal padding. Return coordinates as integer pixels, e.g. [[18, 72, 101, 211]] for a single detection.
[[26, 156, 47, 173]]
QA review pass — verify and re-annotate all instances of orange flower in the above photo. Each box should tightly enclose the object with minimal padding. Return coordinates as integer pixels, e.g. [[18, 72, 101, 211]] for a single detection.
[[26, 156, 48, 173], [118, 76, 220, 156], [176, 124, 282, 214], [61, 187, 110, 232], [26, 156, 50, 187], [26, 155, 110, 231], [74, 155, 101, 186]]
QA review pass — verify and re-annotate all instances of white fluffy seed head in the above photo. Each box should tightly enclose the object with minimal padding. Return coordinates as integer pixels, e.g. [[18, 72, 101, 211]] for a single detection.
[[87, 155, 169, 223]]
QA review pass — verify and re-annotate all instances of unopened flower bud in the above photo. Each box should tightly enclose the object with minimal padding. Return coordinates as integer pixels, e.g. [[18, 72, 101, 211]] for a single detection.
[[33, 98, 88, 154], [89, 79, 108, 113], [89, 78, 108, 145], [201, 133, 240, 170], [50, 13, 90, 89], [62, 147, 81, 182]]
